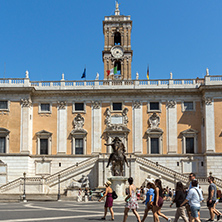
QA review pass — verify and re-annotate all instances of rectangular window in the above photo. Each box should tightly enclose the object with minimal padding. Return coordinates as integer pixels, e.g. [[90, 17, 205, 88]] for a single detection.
[[0, 101, 8, 110], [150, 102, 159, 111], [40, 139, 48, 155], [186, 137, 194, 153], [151, 138, 159, 154], [75, 138, 83, 154], [75, 103, 84, 111], [41, 103, 50, 112], [184, 102, 194, 111], [0, 137, 6, 153], [113, 102, 122, 111]]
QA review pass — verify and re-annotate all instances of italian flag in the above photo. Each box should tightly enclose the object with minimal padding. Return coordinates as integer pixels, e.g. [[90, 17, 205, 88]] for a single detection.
[[107, 66, 117, 76]]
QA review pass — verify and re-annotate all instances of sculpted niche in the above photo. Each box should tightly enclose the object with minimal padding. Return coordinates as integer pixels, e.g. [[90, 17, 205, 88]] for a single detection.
[[73, 114, 84, 130], [148, 113, 160, 129], [105, 107, 129, 129]]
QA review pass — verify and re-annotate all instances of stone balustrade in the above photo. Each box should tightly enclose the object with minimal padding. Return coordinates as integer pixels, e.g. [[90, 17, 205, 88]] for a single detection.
[[136, 156, 188, 183], [45, 156, 98, 186], [1, 76, 221, 90]]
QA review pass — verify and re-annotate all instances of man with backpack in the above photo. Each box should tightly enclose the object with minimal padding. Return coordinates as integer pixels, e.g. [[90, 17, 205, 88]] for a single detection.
[[207, 176, 217, 221]]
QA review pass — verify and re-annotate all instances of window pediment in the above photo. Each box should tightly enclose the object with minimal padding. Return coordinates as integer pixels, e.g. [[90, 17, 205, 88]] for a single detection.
[[71, 129, 88, 136], [181, 128, 198, 136], [0, 128, 10, 135], [36, 130, 52, 137], [146, 128, 163, 136]]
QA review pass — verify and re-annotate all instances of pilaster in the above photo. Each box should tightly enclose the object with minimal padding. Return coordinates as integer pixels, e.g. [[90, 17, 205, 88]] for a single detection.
[[57, 101, 67, 154], [20, 99, 32, 154], [91, 101, 102, 154], [203, 97, 215, 152], [133, 101, 143, 153], [166, 100, 177, 154]]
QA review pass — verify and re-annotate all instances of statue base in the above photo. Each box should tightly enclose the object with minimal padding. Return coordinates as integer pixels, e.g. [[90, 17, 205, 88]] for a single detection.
[[108, 176, 128, 201]]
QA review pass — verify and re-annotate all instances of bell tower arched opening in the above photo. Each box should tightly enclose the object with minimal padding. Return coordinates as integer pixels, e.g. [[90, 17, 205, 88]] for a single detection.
[[114, 61, 121, 76], [114, 32, 121, 45]]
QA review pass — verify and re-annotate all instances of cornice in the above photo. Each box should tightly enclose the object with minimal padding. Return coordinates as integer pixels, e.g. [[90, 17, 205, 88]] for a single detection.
[[199, 84, 222, 92], [0, 87, 35, 93], [31, 88, 203, 98]]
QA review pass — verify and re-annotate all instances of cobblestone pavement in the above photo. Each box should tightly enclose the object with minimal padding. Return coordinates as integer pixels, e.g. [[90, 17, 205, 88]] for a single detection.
[[0, 200, 221, 222]]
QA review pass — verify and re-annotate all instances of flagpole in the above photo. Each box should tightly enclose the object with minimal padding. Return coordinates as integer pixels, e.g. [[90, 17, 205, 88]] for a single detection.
[[85, 65, 86, 80]]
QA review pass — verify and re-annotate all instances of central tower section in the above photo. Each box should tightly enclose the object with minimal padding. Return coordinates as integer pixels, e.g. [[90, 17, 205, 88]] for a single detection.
[[103, 3, 133, 80]]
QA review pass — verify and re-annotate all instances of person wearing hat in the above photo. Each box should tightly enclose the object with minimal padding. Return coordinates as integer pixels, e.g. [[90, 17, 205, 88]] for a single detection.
[[99, 181, 114, 221]]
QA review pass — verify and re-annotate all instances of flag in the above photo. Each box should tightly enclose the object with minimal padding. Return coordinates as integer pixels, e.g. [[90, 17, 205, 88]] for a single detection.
[[147, 66, 149, 80], [81, 68, 86, 78], [107, 66, 117, 76]]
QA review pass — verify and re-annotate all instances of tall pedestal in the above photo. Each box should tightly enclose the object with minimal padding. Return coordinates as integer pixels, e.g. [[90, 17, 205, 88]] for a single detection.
[[108, 176, 128, 201]]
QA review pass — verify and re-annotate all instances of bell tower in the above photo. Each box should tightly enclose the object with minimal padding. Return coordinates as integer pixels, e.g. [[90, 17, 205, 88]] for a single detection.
[[103, 2, 133, 80]]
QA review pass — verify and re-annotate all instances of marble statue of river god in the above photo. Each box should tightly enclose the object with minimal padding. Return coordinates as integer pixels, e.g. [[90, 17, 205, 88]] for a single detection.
[[106, 137, 129, 176]]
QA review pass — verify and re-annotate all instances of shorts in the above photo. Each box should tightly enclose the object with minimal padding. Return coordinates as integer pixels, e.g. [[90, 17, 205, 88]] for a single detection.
[[207, 200, 216, 208], [190, 206, 200, 218], [145, 202, 153, 210]]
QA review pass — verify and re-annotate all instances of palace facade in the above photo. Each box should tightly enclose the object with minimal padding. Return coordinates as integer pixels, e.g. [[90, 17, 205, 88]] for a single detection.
[[0, 4, 222, 194]]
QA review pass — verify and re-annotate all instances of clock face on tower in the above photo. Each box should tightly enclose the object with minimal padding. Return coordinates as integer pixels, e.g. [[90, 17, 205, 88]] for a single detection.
[[111, 46, 124, 59]]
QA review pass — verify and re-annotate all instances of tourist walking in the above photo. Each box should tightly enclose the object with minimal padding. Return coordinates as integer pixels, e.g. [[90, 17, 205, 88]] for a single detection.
[[170, 182, 189, 222], [141, 182, 155, 222], [123, 177, 141, 222], [99, 181, 114, 221], [206, 176, 217, 221], [77, 188, 82, 202], [186, 173, 199, 222], [152, 179, 171, 222], [180, 180, 203, 222], [84, 188, 88, 202]]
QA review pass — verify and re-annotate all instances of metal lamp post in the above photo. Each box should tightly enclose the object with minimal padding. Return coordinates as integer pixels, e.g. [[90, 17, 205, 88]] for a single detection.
[[23, 172, 27, 202], [174, 174, 176, 189], [57, 174, 61, 201]]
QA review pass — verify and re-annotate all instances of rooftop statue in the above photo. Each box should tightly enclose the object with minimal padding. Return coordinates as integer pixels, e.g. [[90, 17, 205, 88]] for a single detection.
[[106, 137, 128, 176]]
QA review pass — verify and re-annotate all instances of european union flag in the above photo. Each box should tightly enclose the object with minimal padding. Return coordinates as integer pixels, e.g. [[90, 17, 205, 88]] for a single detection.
[[81, 68, 86, 78]]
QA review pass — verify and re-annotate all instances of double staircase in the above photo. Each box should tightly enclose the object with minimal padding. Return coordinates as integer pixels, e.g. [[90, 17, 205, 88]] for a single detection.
[[0, 156, 98, 194], [135, 155, 222, 190], [0, 155, 221, 197]]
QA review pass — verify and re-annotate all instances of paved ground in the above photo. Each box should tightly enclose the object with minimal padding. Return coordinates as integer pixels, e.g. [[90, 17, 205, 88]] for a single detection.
[[0, 200, 221, 222]]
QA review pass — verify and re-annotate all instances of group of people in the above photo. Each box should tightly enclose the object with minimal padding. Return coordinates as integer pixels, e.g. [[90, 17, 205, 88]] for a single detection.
[[98, 177, 170, 222], [98, 172, 222, 222], [137, 185, 175, 202], [77, 188, 93, 202]]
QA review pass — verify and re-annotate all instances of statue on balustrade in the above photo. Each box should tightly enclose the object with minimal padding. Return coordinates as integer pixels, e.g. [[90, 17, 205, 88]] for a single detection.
[[106, 137, 129, 176]]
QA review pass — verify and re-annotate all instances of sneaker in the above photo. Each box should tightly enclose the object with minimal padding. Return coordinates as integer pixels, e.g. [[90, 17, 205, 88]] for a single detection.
[[168, 218, 171, 222], [217, 215, 221, 221], [206, 219, 214, 222]]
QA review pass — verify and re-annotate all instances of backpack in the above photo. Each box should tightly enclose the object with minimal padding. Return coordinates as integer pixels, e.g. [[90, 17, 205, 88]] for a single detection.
[[217, 189, 221, 199], [112, 191, 118, 199]]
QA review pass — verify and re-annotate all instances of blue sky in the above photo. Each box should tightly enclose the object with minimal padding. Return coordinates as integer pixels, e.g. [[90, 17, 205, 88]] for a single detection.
[[0, 0, 222, 81]]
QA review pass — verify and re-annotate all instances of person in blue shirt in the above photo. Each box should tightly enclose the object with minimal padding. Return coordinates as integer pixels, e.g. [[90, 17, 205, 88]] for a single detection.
[[141, 182, 155, 222]]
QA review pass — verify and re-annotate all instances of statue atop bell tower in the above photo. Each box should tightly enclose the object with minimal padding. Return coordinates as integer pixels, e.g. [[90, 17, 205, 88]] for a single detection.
[[102, 2, 133, 80]]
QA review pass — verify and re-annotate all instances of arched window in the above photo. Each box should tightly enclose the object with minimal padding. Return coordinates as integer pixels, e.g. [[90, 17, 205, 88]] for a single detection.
[[114, 61, 121, 75], [114, 32, 121, 45]]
